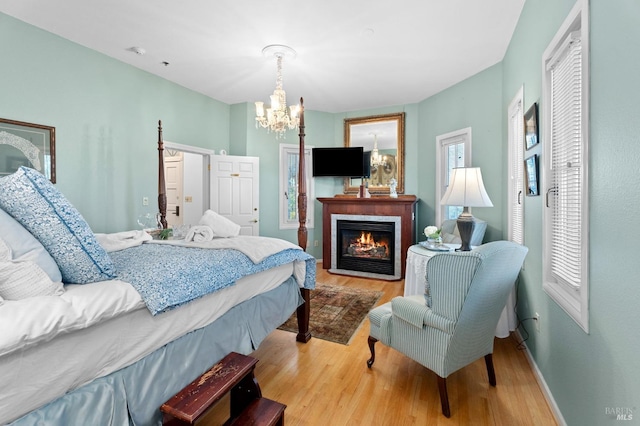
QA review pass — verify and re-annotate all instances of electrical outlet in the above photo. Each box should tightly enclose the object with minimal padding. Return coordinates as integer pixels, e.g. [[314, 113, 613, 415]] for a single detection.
[[534, 312, 541, 332], [142, 197, 149, 206]]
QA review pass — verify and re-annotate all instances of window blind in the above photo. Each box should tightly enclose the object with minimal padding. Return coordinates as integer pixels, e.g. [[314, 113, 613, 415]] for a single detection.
[[508, 98, 524, 245], [548, 32, 583, 289]]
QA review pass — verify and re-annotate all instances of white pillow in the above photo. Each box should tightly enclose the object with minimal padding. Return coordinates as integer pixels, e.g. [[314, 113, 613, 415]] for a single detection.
[[0, 260, 65, 299], [0, 237, 64, 299], [0, 237, 9, 260], [199, 210, 241, 238], [0, 208, 62, 282]]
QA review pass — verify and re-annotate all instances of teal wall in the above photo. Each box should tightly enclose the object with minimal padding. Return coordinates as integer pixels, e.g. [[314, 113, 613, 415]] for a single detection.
[[0, 13, 230, 233], [501, 0, 640, 424], [415, 64, 504, 242], [3, 2, 640, 423]]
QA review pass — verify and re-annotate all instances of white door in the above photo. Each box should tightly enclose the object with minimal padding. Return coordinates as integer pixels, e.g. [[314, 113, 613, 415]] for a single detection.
[[210, 155, 259, 235], [164, 150, 184, 227]]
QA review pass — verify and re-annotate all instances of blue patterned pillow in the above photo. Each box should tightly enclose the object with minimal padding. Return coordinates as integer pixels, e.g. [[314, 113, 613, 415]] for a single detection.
[[0, 167, 116, 284]]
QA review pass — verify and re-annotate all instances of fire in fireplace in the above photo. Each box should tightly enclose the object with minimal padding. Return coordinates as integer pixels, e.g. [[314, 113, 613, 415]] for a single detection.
[[344, 231, 390, 259], [336, 220, 395, 276]]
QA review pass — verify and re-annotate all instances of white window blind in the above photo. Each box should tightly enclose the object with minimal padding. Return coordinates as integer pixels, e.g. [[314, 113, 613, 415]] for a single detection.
[[548, 31, 583, 289], [542, 0, 589, 333], [508, 92, 524, 245]]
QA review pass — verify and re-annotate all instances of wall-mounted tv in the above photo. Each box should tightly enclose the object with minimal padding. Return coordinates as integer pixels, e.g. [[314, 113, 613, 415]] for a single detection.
[[312, 147, 367, 178]]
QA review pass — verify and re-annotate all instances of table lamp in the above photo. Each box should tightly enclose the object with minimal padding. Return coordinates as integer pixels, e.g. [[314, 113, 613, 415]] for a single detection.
[[440, 167, 493, 251]]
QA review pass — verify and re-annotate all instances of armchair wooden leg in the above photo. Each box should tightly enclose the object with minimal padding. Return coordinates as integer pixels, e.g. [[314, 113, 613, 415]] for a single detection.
[[367, 336, 378, 368], [485, 354, 496, 386], [437, 376, 451, 418]]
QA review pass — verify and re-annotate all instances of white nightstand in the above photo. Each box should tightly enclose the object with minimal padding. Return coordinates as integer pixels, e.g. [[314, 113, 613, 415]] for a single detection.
[[403, 243, 514, 338], [404, 243, 459, 297]]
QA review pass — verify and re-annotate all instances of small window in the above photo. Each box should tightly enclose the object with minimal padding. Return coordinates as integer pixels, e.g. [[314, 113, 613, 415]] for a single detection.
[[279, 144, 314, 230], [435, 128, 472, 225], [542, 0, 589, 332]]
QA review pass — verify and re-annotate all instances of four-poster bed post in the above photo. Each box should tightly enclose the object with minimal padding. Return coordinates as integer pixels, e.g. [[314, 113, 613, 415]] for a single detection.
[[157, 120, 168, 230], [295, 98, 311, 343]]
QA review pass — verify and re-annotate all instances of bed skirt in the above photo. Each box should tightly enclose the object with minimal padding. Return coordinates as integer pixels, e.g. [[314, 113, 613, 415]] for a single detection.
[[11, 276, 303, 426]]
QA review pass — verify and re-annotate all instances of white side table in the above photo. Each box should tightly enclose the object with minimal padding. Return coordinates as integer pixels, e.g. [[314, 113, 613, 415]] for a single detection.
[[403, 243, 513, 338], [404, 243, 459, 297]]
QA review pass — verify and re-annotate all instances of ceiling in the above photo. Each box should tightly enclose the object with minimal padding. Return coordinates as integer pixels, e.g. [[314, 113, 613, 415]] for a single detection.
[[0, 0, 524, 113]]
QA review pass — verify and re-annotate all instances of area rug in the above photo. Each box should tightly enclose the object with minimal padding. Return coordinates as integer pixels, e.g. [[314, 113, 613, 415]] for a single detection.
[[278, 283, 383, 345]]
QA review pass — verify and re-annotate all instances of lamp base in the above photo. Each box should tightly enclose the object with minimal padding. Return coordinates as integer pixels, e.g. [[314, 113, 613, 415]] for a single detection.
[[456, 208, 475, 251]]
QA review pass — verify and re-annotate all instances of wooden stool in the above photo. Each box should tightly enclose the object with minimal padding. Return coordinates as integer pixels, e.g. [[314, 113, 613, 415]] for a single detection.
[[161, 352, 286, 425]]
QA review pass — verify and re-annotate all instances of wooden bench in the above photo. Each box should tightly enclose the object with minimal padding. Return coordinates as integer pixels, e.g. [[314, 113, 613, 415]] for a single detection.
[[161, 352, 286, 425]]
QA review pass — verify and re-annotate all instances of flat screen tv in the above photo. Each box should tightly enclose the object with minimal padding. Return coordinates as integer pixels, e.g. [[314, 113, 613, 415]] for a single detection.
[[312, 147, 366, 178]]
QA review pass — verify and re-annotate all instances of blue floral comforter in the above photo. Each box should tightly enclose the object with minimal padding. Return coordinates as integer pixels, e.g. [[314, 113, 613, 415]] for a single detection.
[[110, 244, 316, 315]]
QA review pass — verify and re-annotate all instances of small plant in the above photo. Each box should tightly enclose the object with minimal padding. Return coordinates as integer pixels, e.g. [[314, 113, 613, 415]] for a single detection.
[[158, 228, 173, 240]]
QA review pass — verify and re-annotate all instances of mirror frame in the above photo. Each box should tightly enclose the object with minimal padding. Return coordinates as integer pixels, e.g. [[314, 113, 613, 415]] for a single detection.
[[343, 112, 405, 195]]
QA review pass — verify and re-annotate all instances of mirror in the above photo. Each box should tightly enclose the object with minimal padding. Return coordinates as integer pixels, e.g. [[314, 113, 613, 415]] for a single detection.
[[344, 112, 405, 195]]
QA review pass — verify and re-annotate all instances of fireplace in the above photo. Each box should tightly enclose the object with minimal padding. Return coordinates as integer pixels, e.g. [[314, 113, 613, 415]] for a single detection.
[[336, 220, 395, 276], [318, 196, 417, 280], [330, 214, 402, 280]]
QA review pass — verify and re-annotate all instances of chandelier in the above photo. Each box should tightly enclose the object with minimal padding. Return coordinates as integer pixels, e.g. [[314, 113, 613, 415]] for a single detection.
[[370, 133, 386, 167], [255, 45, 300, 139]]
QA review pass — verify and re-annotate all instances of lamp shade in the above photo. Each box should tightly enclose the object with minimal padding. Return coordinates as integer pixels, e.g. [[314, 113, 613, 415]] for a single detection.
[[440, 167, 493, 207]]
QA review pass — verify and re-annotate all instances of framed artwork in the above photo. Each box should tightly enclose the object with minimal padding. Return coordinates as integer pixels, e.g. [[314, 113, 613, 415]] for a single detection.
[[525, 154, 539, 196], [524, 103, 539, 150], [0, 118, 56, 183]]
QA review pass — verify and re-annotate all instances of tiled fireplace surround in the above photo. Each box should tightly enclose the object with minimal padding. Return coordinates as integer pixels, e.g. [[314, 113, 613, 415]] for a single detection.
[[318, 196, 417, 281]]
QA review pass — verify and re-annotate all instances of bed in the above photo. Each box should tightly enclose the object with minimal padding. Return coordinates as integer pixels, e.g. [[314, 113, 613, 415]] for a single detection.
[[0, 100, 313, 425]]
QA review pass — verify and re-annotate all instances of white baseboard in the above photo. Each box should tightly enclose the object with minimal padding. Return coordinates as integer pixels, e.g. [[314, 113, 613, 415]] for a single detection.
[[514, 330, 567, 426]]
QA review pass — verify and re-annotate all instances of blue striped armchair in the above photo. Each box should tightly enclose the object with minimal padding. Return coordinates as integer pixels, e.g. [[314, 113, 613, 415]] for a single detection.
[[367, 241, 528, 417]]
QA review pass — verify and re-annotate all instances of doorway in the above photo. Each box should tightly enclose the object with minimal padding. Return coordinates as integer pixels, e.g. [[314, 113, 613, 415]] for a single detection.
[[163, 142, 212, 227], [162, 142, 260, 236]]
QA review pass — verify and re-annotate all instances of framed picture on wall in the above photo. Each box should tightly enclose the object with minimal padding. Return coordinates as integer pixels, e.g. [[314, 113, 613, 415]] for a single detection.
[[524, 103, 539, 150], [525, 154, 539, 196], [0, 118, 56, 183]]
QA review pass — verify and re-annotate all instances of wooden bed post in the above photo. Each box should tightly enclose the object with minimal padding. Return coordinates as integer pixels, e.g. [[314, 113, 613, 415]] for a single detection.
[[296, 98, 308, 253], [295, 98, 312, 343], [157, 120, 168, 229]]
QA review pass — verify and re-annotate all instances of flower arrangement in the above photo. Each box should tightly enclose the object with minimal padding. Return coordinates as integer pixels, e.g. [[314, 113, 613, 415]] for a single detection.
[[424, 226, 441, 239]]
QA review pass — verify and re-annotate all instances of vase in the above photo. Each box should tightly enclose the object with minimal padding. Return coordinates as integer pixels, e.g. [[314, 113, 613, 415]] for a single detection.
[[428, 236, 443, 246]]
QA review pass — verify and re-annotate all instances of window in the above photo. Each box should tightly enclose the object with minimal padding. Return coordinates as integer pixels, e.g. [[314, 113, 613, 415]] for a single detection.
[[508, 87, 525, 245], [435, 128, 471, 225], [542, 0, 589, 332], [279, 143, 314, 230]]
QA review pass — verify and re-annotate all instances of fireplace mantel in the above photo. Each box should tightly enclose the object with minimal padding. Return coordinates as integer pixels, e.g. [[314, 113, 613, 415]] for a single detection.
[[318, 195, 417, 280]]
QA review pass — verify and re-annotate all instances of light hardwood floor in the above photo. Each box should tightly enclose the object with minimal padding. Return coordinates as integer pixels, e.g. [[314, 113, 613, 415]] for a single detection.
[[208, 266, 557, 425]]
